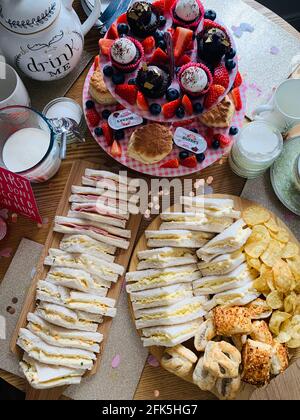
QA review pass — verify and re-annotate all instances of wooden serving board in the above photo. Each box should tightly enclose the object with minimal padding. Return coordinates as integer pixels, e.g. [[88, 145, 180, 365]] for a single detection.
[[10, 160, 143, 400], [127, 194, 300, 400]]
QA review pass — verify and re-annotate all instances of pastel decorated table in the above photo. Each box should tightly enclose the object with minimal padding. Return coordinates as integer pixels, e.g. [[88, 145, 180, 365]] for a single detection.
[[1, 0, 300, 401]]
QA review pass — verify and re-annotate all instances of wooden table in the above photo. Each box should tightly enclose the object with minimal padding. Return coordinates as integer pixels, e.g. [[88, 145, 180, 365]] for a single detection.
[[1, 0, 300, 400]]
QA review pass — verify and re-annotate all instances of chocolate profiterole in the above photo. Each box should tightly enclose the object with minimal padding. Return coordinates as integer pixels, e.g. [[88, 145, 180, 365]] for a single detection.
[[136, 64, 170, 99], [127, 1, 160, 38], [198, 27, 231, 65]]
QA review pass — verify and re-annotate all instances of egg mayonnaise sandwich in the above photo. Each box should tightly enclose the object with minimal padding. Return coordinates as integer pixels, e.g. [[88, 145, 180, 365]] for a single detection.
[[145, 230, 213, 248], [60, 234, 116, 259], [17, 329, 96, 370], [137, 247, 197, 270], [126, 265, 201, 293], [27, 313, 103, 353], [160, 212, 233, 233], [141, 320, 201, 347], [63, 291, 116, 317], [20, 354, 84, 389], [197, 219, 252, 262], [134, 297, 208, 329], [180, 196, 241, 219], [198, 250, 246, 276]]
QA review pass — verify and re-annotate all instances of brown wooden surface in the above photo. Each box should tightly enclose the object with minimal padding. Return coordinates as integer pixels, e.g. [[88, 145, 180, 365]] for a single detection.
[[1, 0, 300, 400]]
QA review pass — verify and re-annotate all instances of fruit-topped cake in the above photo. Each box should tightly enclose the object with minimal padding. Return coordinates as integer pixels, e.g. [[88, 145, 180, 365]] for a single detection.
[[127, 1, 160, 38], [171, 0, 204, 30], [110, 37, 144, 73], [197, 22, 231, 66], [136, 64, 170, 99], [178, 63, 212, 97]]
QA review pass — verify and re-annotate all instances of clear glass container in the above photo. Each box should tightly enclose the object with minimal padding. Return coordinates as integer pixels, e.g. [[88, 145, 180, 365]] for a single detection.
[[229, 121, 283, 179], [0, 106, 61, 183]]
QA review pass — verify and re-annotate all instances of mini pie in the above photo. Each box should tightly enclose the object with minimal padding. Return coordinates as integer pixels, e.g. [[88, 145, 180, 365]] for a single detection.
[[241, 339, 272, 387], [89, 70, 117, 105], [127, 123, 173, 164], [199, 96, 235, 128], [161, 344, 197, 378]]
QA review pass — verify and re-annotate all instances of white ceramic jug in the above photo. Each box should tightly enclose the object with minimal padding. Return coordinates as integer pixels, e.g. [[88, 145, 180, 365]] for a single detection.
[[0, 0, 101, 81]]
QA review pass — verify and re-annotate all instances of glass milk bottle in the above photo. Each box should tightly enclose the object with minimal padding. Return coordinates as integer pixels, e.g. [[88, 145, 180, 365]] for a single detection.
[[229, 121, 283, 179]]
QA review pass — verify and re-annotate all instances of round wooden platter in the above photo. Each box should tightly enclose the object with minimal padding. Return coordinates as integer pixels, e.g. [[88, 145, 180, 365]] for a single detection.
[[127, 194, 300, 397]]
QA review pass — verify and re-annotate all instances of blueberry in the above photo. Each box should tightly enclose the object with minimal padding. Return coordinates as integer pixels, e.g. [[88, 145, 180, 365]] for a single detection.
[[196, 153, 206, 163], [166, 88, 180, 102], [117, 23, 129, 36], [179, 151, 189, 160], [212, 140, 220, 149], [190, 128, 198, 134], [225, 59, 237, 71], [176, 106, 185, 119], [204, 10, 217, 21], [159, 15, 167, 27], [103, 65, 113, 77], [112, 73, 125, 85], [150, 103, 162, 115], [128, 78, 136, 85], [102, 109, 111, 120], [175, 67, 181, 74], [193, 102, 203, 114], [229, 126, 239, 136], [226, 48, 236, 60], [154, 30, 165, 42], [94, 127, 103, 136], [85, 100, 95, 109], [157, 40, 166, 50], [114, 129, 125, 140]]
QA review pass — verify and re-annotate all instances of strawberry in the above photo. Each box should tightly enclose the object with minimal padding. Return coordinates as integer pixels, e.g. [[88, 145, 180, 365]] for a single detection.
[[213, 64, 229, 89], [136, 92, 149, 111], [106, 23, 119, 40], [99, 39, 114, 57], [205, 127, 214, 148], [101, 122, 113, 146], [173, 27, 193, 59], [203, 19, 227, 34], [182, 95, 193, 116], [116, 103, 125, 111], [162, 98, 181, 119], [172, 118, 195, 128], [142, 36, 156, 54], [164, 0, 176, 11], [152, 0, 165, 14], [160, 158, 179, 168], [86, 108, 100, 127], [117, 13, 128, 24], [181, 155, 197, 168], [115, 84, 138, 105], [94, 55, 100, 70], [110, 140, 122, 157], [176, 54, 191, 66], [233, 71, 243, 88], [204, 84, 225, 108], [149, 48, 168, 66], [231, 87, 242, 111], [214, 134, 231, 148]]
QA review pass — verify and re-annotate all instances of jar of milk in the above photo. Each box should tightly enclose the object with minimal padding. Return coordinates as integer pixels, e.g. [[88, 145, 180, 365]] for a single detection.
[[0, 106, 61, 183]]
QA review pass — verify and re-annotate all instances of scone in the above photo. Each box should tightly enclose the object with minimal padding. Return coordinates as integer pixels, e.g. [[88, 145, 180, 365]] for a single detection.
[[199, 95, 235, 128], [127, 124, 173, 164], [89, 70, 117, 105]]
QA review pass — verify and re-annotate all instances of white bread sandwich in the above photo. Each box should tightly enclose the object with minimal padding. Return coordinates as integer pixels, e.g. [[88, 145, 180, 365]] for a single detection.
[[141, 320, 201, 347], [197, 219, 252, 262], [82, 169, 138, 193], [70, 184, 139, 205], [36, 281, 71, 305], [44, 249, 124, 282], [198, 250, 246, 276], [35, 302, 99, 332], [75, 311, 103, 324], [54, 216, 130, 250], [180, 196, 241, 219], [60, 234, 115, 261], [63, 291, 116, 317], [126, 265, 201, 293], [68, 205, 128, 229], [17, 329, 96, 370], [137, 247, 197, 270], [45, 266, 111, 292], [20, 354, 83, 389], [135, 297, 207, 329], [129, 283, 193, 310], [145, 230, 213, 248], [160, 212, 233, 233], [193, 263, 255, 295], [27, 313, 103, 352]]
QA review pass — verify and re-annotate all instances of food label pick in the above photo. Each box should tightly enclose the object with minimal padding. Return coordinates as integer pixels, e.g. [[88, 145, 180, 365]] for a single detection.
[[108, 109, 143, 130], [173, 127, 207, 154]]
